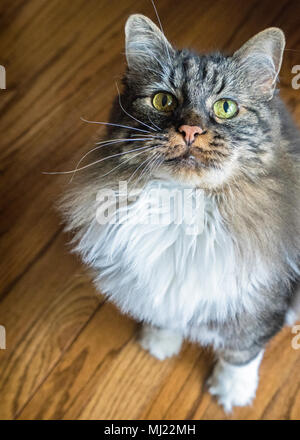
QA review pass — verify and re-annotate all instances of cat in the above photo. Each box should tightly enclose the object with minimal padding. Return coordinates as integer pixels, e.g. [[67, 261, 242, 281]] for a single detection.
[[60, 14, 300, 412]]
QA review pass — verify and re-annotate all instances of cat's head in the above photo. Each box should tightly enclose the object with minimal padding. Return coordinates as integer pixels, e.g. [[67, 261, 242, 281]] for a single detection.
[[109, 14, 285, 189]]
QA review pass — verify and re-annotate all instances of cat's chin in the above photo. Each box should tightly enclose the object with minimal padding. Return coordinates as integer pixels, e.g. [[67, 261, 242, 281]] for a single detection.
[[153, 163, 232, 190], [164, 154, 203, 168]]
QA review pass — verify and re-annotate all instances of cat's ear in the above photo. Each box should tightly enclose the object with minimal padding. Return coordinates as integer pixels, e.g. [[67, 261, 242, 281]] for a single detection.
[[125, 14, 173, 70], [233, 28, 285, 99]]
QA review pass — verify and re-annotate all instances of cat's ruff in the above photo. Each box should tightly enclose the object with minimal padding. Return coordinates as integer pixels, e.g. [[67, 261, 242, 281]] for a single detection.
[[75, 180, 266, 341]]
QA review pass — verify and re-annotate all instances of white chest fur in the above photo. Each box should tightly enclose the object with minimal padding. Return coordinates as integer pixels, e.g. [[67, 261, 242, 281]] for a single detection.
[[76, 180, 256, 337]]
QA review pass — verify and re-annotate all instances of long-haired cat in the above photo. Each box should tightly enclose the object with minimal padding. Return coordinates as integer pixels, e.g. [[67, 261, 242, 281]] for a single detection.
[[60, 15, 300, 412]]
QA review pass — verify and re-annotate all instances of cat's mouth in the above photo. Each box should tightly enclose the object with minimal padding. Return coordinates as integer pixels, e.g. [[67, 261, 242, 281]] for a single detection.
[[160, 132, 229, 172], [164, 150, 209, 169], [166, 154, 200, 166]]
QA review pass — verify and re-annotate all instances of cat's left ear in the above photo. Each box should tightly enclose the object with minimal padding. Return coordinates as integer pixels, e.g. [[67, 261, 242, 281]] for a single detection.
[[233, 28, 285, 100], [125, 14, 174, 70]]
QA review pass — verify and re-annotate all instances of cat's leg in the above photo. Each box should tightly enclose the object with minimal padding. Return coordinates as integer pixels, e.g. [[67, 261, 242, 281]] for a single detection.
[[207, 347, 264, 413], [139, 324, 183, 360]]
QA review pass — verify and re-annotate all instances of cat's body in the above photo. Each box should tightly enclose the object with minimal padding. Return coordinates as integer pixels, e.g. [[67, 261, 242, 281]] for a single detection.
[[61, 15, 300, 411]]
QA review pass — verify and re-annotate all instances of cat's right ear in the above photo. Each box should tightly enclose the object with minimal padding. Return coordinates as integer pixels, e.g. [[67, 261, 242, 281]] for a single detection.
[[125, 14, 174, 70]]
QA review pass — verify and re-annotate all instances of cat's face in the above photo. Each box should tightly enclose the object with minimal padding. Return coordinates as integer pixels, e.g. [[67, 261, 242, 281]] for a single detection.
[[109, 15, 285, 189]]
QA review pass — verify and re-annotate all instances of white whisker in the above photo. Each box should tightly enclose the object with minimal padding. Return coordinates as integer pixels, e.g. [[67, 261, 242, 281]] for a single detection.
[[96, 149, 150, 180], [80, 117, 152, 134], [129, 151, 162, 194], [115, 82, 158, 132], [43, 144, 158, 175], [130, 133, 160, 138], [148, 113, 161, 131], [127, 153, 156, 186], [150, 0, 172, 64], [70, 138, 153, 182], [138, 152, 161, 183], [95, 137, 153, 145]]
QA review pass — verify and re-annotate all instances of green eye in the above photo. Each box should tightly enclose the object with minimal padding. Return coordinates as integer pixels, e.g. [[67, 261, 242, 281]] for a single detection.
[[152, 92, 177, 112], [213, 99, 238, 119]]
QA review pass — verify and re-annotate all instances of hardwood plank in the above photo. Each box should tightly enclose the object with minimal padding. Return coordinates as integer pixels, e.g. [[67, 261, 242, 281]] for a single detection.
[[0, 233, 100, 419], [17, 303, 138, 420], [16, 315, 300, 420], [0, 0, 139, 295]]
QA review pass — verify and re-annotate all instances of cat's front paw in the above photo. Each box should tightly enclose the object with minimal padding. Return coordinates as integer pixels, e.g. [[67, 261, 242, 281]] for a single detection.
[[207, 354, 262, 413], [139, 325, 183, 361]]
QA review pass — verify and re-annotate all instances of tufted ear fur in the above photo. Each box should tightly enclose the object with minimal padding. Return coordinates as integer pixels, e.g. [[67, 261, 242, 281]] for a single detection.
[[233, 28, 285, 100], [125, 14, 174, 70]]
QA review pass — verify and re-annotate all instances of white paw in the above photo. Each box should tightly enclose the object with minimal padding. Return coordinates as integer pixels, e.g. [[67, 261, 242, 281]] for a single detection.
[[139, 325, 183, 361], [207, 352, 263, 413]]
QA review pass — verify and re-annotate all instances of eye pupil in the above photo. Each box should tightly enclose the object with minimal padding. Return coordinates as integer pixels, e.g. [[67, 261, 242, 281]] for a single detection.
[[162, 95, 168, 107], [213, 99, 238, 119]]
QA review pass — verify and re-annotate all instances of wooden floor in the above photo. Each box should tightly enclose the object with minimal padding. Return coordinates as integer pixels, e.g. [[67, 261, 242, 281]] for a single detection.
[[0, 0, 299, 420]]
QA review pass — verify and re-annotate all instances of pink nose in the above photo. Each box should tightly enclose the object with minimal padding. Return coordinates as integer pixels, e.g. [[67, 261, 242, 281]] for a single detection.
[[178, 125, 203, 145]]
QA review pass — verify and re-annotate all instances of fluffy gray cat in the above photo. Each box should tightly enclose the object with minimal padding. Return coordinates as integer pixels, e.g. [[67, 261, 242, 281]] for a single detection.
[[60, 15, 300, 412]]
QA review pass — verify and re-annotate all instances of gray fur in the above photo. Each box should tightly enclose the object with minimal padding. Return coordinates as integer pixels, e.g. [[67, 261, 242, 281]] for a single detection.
[[60, 15, 300, 374]]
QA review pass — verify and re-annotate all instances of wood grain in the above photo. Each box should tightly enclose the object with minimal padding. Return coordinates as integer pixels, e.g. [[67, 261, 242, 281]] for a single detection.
[[0, 0, 299, 420]]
